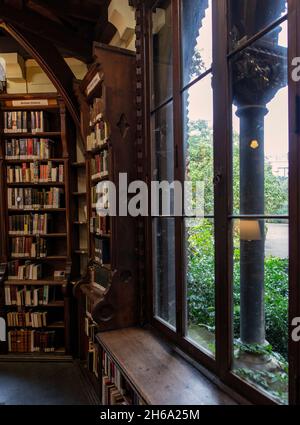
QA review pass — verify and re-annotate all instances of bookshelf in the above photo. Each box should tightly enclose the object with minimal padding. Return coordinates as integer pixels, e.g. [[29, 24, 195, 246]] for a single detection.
[[71, 134, 89, 280], [0, 93, 73, 357], [72, 44, 137, 393], [99, 337, 146, 405]]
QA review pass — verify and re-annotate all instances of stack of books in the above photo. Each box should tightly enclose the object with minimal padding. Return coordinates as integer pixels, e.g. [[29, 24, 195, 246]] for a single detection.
[[91, 152, 109, 180], [7, 329, 55, 353], [9, 214, 51, 235], [102, 351, 144, 405], [7, 162, 64, 183], [7, 260, 42, 281], [89, 98, 104, 127], [5, 139, 53, 159], [8, 187, 64, 209], [90, 215, 110, 235], [4, 111, 28, 133], [3, 110, 46, 133], [4, 285, 50, 306], [91, 186, 109, 210], [7, 311, 47, 328], [11, 237, 47, 258]]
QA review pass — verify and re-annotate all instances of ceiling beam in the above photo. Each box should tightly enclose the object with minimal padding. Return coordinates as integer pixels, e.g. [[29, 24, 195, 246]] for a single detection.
[[0, 3, 92, 62], [27, 0, 102, 23], [94, 0, 117, 43], [26, 1, 64, 24], [1, 21, 81, 131]]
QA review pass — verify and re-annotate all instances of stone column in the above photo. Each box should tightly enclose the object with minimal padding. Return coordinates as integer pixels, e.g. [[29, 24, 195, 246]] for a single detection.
[[237, 104, 268, 345], [233, 34, 286, 346]]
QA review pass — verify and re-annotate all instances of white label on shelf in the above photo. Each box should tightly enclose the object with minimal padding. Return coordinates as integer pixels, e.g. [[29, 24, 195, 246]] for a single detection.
[[86, 73, 102, 95], [12, 99, 49, 106]]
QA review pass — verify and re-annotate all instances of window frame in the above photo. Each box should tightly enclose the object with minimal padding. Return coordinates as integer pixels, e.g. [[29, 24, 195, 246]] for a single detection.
[[142, 0, 300, 405]]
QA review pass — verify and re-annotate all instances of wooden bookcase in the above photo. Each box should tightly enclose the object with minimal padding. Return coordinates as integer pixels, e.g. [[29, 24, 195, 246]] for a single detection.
[[73, 43, 138, 391], [71, 133, 89, 279], [0, 93, 74, 357]]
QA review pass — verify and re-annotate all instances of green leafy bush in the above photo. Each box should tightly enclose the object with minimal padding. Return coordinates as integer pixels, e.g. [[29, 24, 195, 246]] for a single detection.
[[186, 120, 289, 360], [187, 220, 288, 359]]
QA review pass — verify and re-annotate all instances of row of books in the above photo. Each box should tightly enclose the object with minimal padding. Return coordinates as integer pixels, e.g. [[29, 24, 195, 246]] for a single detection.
[[87, 120, 109, 152], [91, 152, 109, 180], [9, 214, 51, 235], [8, 187, 64, 209], [8, 260, 42, 281], [5, 139, 54, 160], [89, 98, 104, 127], [3, 111, 27, 133], [10, 237, 47, 259], [102, 351, 144, 405], [87, 340, 99, 379], [102, 352, 130, 405], [6, 311, 47, 328], [95, 238, 110, 265], [7, 330, 56, 353], [90, 215, 110, 235], [91, 186, 109, 210], [3, 111, 47, 133], [85, 317, 97, 340], [7, 162, 64, 183], [103, 351, 124, 395], [4, 285, 50, 306]]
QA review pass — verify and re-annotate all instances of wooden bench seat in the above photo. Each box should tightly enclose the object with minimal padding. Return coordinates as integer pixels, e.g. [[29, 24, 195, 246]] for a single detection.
[[96, 327, 238, 405]]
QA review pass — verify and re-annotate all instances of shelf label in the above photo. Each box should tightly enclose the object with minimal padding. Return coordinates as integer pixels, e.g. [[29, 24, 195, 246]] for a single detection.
[[86, 72, 102, 96], [11, 99, 49, 107]]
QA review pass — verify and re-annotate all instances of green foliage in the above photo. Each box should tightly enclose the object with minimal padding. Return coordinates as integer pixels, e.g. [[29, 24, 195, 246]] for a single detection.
[[235, 367, 288, 404], [235, 341, 274, 357], [187, 222, 288, 359], [186, 119, 289, 360], [190, 48, 205, 81], [187, 120, 288, 215], [187, 219, 215, 327]]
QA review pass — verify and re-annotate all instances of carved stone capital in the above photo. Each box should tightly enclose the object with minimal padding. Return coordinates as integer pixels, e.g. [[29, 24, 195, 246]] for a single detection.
[[233, 38, 287, 108]]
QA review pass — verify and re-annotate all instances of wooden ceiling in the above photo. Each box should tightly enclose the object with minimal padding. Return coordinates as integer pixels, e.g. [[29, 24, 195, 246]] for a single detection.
[[0, 0, 117, 62]]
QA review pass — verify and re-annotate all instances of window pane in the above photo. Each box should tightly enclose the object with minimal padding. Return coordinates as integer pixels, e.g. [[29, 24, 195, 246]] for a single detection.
[[152, 102, 174, 183], [232, 23, 288, 216], [181, 0, 212, 87], [232, 219, 288, 404], [183, 74, 214, 216], [153, 218, 176, 328], [185, 218, 215, 355], [152, 0, 173, 108], [228, 0, 287, 51]]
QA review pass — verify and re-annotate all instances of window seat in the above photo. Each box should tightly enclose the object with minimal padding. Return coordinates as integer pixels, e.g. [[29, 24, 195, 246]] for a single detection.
[[96, 327, 238, 405]]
